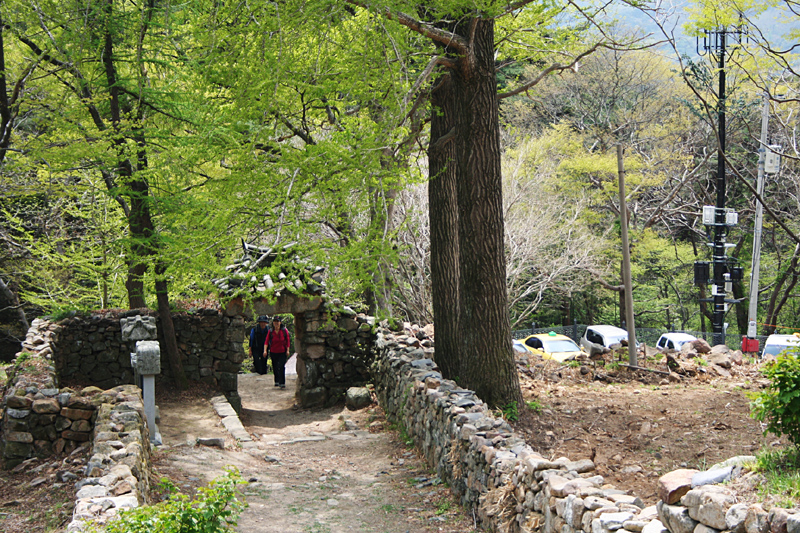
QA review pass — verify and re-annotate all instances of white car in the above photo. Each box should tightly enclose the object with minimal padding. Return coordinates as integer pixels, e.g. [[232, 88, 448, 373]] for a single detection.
[[762, 334, 800, 357], [581, 325, 630, 351], [656, 332, 697, 351]]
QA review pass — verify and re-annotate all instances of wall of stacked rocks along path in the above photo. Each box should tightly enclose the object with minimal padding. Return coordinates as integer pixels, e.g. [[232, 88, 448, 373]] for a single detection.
[[373, 325, 798, 533], [1, 314, 797, 532]]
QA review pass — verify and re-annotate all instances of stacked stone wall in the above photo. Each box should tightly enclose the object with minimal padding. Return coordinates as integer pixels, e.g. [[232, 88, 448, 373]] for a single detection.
[[294, 304, 375, 408], [656, 467, 800, 533], [2, 319, 160, 531], [373, 325, 662, 532], [28, 310, 244, 408], [373, 325, 800, 533]]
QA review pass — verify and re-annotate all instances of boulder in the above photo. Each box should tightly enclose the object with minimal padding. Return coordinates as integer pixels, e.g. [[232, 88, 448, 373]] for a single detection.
[[690, 339, 712, 353], [682, 486, 736, 530], [706, 351, 732, 369], [642, 520, 669, 533], [692, 466, 734, 487], [658, 469, 699, 504], [769, 508, 792, 533], [786, 514, 800, 533], [727, 504, 749, 533], [345, 387, 372, 410], [658, 502, 699, 533], [745, 505, 770, 533]]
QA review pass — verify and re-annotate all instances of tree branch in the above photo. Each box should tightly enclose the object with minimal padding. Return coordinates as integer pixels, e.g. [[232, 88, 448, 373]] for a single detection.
[[345, 1, 468, 53], [499, 43, 605, 100]]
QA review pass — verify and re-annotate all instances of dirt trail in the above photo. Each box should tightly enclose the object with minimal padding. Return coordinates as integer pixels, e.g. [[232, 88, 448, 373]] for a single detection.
[[154, 374, 476, 533]]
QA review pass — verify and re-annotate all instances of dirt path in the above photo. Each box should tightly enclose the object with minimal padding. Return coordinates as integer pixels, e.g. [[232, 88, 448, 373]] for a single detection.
[[153, 374, 477, 533]]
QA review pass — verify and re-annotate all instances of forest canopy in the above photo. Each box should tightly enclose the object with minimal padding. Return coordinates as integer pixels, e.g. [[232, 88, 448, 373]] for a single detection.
[[0, 0, 798, 353]]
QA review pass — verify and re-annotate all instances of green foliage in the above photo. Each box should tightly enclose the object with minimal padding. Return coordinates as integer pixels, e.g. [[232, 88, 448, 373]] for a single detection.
[[94, 469, 247, 533], [750, 349, 800, 446], [752, 447, 800, 507], [500, 401, 519, 422], [526, 399, 544, 413], [435, 501, 452, 515]]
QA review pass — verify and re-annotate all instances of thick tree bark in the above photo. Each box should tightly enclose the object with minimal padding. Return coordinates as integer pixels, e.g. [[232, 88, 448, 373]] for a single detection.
[[156, 262, 188, 390], [0, 276, 28, 333], [366, 150, 399, 317], [452, 19, 520, 407], [428, 71, 461, 380]]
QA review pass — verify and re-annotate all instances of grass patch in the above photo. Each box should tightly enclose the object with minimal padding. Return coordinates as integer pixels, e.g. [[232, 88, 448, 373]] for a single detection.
[[526, 399, 546, 413], [753, 447, 800, 507]]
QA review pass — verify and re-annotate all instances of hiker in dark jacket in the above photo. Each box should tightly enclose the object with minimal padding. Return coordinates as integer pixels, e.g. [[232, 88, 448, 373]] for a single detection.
[[248, 315, 270, 375], [266, 316, 291, 389]]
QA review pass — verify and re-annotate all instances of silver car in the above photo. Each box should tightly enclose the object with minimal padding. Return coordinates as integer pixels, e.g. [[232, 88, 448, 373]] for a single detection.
[[580, 325, 629, 351]]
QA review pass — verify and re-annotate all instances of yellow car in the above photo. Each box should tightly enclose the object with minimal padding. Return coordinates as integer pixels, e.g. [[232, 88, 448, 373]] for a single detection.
[[518, 332, 585, 362]]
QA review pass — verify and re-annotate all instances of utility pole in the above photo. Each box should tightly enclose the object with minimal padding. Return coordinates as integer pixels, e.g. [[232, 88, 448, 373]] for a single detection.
[[617, 144, 637, 366], [711, 28, 729, 348], [694, 24, 745, 347], [745, 93, 781, 352], [746, 95, 769, 348]]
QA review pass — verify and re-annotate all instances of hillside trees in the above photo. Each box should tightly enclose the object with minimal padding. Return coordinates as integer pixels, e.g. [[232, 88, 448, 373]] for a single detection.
[[0, 0, 216, 387], [503, 47, 714, 329], [189, 1, 429, 319]]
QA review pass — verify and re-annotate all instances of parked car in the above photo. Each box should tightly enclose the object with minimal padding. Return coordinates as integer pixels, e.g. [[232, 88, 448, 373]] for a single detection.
[[512, 339, 530, 355], [518, 332, 584, 362], [762, 333, 800, 357], [656, 332, 697, 351], [580, 325, 630, 351]]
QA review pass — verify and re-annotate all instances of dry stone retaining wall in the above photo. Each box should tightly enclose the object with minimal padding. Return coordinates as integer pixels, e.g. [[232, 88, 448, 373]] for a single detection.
[[1, 337, 152, 531], [293, 304, 376, 408], [656, 465, 800, 533], [28, 310, 245, 409], [372, 325, 797, 533], [68, 384, 151, 531]]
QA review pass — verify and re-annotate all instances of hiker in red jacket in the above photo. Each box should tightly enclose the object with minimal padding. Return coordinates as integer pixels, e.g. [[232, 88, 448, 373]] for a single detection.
[[265, 316, 291, 389]]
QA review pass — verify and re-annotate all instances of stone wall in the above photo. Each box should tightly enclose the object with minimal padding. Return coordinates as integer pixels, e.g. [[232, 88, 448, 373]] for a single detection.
[[656, 466, 800, 533], [225, 295, 376, 408], [294, 304, 375, 408], [372, 324, 800, 533], [372, 325, 660, 532], [1, 343, 152, 532], [68, 385, 152, 531], [30, 310, 245, 409]]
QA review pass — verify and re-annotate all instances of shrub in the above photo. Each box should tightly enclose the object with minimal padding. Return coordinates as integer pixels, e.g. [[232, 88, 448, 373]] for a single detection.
[[526, 399, 543, 413], [94, 468, 247, 533], [750, 349, 800, 446], [500, 401, 519, 422]]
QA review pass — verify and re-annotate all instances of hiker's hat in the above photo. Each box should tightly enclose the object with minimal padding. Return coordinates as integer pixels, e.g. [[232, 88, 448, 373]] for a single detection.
[[257, 315, 269, 323]]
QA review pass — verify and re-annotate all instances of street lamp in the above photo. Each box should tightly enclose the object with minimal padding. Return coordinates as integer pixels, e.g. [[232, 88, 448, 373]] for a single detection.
[[694, 22, 746, 347]]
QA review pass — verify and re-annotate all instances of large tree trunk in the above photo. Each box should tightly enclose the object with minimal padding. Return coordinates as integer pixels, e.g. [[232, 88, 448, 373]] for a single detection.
[[366, 150, 399, 317], [452, 19, 520, 407], [125, 263, 147, 309], [428, 70, 461, 380], [155, 262, 188, 390], [0, 276, 28, 333]]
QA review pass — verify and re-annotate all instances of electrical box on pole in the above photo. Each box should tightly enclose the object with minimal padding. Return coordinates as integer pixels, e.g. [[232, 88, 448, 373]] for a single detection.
[[765, 145, 781, 174]]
